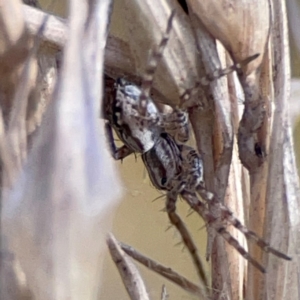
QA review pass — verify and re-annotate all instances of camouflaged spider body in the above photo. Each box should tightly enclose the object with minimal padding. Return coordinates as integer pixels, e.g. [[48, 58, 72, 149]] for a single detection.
[[104, 74, 190, 159], [113, 78, 162, 153]]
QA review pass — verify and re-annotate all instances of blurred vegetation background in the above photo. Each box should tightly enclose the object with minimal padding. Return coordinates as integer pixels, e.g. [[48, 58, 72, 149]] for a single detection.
[[1, 0, 299, 299]]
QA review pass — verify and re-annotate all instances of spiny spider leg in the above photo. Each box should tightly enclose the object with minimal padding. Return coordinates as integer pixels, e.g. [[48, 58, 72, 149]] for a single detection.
[[180, 144, 291, 270], [181, 191, 267, 273], [197, 187, 292, 261], [139, 10, 176, 116], [166, 188, 209, 288], [105, 122, 133, 160], [141, 133, 208, 285], [180, 53, 260, 101]]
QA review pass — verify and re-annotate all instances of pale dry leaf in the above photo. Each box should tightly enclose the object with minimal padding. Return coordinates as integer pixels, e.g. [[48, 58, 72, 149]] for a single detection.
[[0, 0, 27, 55], [2, 0, 122, 299], [244, 47, 272, 300], [186, 0, 269, 72], [0, 246, 33, 300], [23, 4, 66, 50]]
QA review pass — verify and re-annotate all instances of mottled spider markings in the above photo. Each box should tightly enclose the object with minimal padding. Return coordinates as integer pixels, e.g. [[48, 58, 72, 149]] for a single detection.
[[103, 9, 290, 282]]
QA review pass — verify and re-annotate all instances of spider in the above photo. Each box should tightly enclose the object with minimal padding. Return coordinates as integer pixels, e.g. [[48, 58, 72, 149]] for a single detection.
[[104, 76, 209, 285], [102, 10, 290, 282]]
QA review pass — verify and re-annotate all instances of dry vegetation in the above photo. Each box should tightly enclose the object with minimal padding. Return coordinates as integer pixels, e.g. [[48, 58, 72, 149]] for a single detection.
[[0, 0, 299, 300]]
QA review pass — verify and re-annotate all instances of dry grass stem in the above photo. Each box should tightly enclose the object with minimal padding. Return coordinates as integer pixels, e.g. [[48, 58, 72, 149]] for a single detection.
[[107, 234, 150, 300], [1, 0, 122, 299], [120, 241, 208, 298]]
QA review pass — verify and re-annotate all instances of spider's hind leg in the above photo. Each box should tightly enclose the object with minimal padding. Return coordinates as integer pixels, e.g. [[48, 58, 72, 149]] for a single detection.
[[181, 191, 267, 273], [166, 188, 209, 290], [205, 193, 292, 261]]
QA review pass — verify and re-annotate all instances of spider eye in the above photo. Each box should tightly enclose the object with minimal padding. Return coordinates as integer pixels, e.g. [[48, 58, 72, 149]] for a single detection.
[[161, 177, 167, 186]]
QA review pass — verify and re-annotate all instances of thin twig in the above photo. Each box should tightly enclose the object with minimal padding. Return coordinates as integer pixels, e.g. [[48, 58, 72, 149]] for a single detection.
[[119, 242, 208, 298], [107, 234, 150, 300]]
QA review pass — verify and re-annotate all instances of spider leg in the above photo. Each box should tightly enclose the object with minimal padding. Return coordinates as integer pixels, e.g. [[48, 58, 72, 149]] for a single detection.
[[139, 10, 175, 116], [181, 53, 260, 102], [104, 122, 133, 160], [197, 187, 291, 261], [166, 187, 209, 288], [179, 144, 290, 262], [181, 190, 267, 273]]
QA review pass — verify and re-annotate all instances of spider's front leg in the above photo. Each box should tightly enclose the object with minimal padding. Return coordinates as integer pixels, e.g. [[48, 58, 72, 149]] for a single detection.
[[104, 122, 133, 160]]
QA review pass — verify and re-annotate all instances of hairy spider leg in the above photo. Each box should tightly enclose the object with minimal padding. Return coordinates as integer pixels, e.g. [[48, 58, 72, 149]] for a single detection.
[[139, 10, 175, 116], [166, 187, 209, 290], [179, 144, 291, 272], [197, 187, 292, 261], [180, 53, 260, 102], [181, 190, 267, 273]]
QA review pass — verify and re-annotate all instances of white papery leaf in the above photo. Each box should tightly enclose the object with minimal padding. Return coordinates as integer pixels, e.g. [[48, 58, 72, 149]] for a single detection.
[[2, 0, 122, 299]]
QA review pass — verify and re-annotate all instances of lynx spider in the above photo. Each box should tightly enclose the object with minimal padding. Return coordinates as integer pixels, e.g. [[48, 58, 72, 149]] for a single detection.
[[103, 11, 291, 279]]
